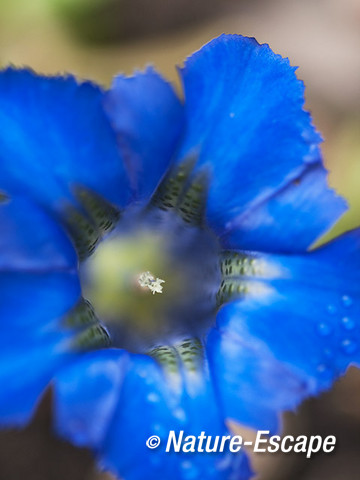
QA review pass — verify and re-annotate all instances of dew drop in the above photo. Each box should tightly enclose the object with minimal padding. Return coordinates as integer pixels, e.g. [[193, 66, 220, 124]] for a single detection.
[[323, 348, 334, 359], [152, 423, 164, 435], [174, 407, 186, 422], [181, 460, 199, 480], [316, 364, 333, 381], [317, 323, 332, 336], [327, 304, 337, 315], [341, 339, 357, 355], [342, 295, 353, 307], [147, 392, 160, 403], [341, 317, 356, 331]]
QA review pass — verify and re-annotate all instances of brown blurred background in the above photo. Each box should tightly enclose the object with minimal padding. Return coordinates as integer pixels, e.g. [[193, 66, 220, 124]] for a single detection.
[[0, 0, 359, 479]]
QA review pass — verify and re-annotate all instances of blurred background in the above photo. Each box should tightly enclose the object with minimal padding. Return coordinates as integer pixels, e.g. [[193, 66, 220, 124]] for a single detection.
[[0, 0, 359, 479]]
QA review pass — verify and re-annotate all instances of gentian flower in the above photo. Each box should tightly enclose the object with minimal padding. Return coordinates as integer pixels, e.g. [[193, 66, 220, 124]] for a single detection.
[[0, 34, 359, 479]]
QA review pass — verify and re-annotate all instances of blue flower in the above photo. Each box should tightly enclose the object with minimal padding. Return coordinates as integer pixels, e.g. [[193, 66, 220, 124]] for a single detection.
[[0, 34, 359, 479]]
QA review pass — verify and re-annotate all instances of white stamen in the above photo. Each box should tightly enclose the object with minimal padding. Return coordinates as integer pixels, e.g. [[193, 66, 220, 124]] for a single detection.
[[138, 271, 165, 294]]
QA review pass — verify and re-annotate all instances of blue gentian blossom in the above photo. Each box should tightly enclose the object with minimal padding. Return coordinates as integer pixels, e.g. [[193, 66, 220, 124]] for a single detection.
[[0, 34, 359, 479]]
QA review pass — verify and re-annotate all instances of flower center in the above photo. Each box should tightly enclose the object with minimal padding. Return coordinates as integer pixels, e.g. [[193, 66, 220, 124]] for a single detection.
[[64, 160, 275, 357], [80, 208, 221, 353]]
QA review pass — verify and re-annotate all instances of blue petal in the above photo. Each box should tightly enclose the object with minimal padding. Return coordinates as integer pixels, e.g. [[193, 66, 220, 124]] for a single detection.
[[99, 353, 251, 480], [104, 67, 184, 203], [208, 229, 360, 432], [1, 195, 80, 335], [0, 197, 77, 270], [0, 197, 81, 425], [0, 270, 80, 335], [178, 35, 343, 242], [0, 269, 81, 426], [0, 68, 131, 213], [53, 349, 127, 450], [221, 163, 347, 253], [0, 337, 76, 427]]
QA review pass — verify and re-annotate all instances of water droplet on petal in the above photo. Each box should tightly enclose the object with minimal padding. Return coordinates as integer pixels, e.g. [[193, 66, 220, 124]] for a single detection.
[[341, 339, 357, 355], [327, 304, 337, 315], [323, 348, 334, 359], [342, 295, 353, 307], [341, 317, 356, 331], [317, 323, 332, 336], [317, 364, 333, 382], [152, 423, 165, 435], [174, 407, 186, 422], [147, 392, 160, 403], [182, 461, 193, 470], [181, 460, 199, 480]]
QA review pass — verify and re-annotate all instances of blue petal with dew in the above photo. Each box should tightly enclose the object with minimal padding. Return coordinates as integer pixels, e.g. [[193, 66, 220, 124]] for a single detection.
[[55, 349, 252, 479], [54, 349, 128, 450], [221, 162, 347, 253], [100, 353, 252, 480], [178, 35, 330, 242], [208, 229, 360, 432]]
